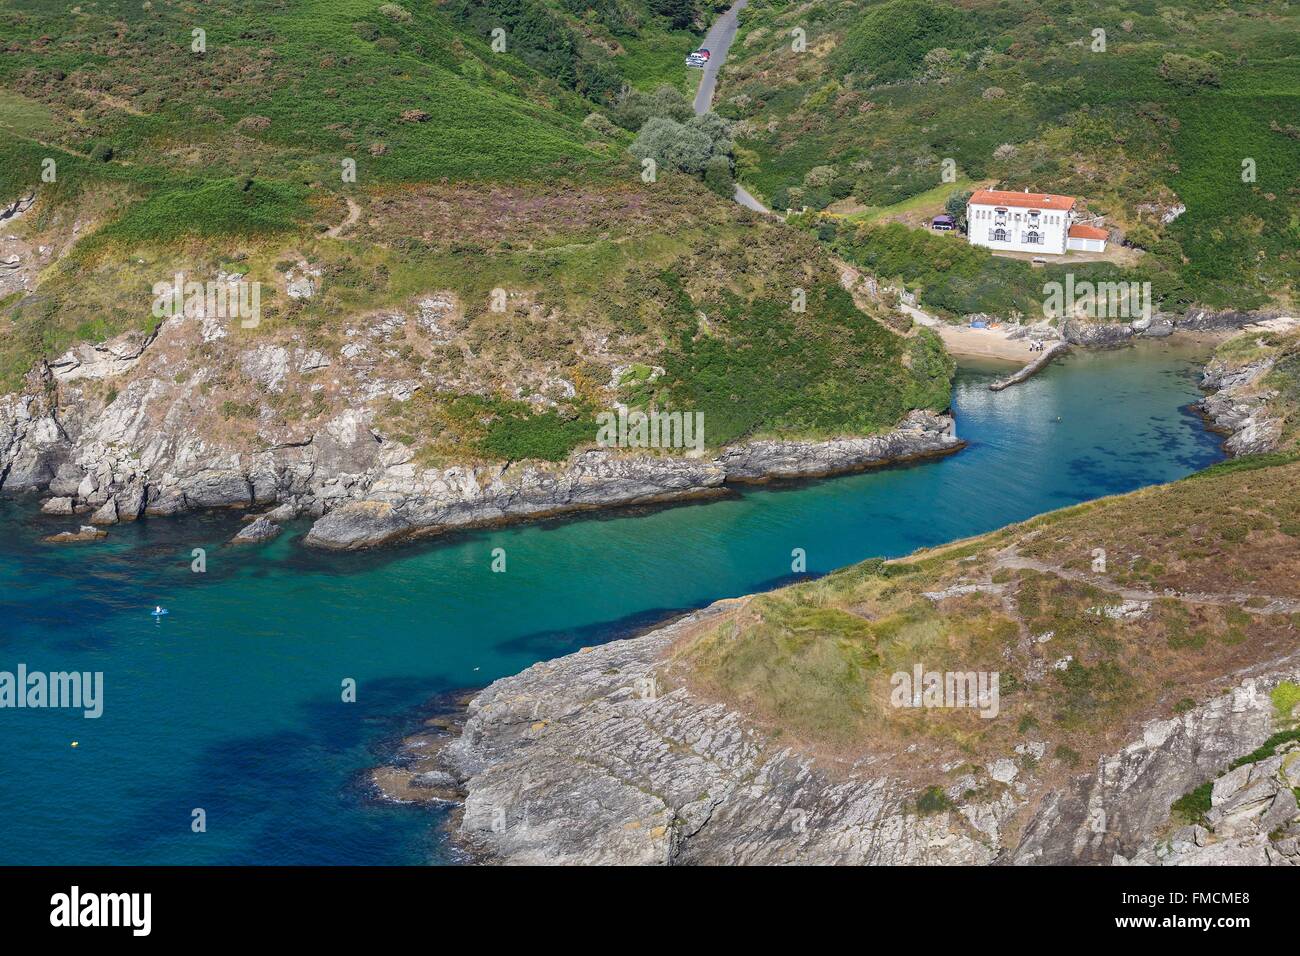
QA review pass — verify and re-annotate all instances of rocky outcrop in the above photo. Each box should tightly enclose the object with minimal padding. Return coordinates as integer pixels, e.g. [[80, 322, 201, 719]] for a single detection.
[[1055, 308, 1270, 349], [405, 603, 1014, 865], [381, 604, 1299, 865], [48, 329, 157, 382], [1061, 318, 1135, 349], [1179, 308, 1276, 334], [43, 524, 107, 543], [0, 373, 66, 492], [0, 310, 960, 549], [231, 515, 282, 545], [1118, 742, 1300, 866], [1013, 678, 1288, 864], [719, 410, 959, 481], [1197, 356, 1281, 456], [304, 412, 958, 549], [304, 500, 411, 550]]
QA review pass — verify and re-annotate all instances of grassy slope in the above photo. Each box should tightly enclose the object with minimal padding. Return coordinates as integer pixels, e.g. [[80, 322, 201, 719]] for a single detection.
[[669, 335, 1300, 769], [0, 0, 949, 461], [718, 0, 1300, 312], [672, 453, 1300, 772]]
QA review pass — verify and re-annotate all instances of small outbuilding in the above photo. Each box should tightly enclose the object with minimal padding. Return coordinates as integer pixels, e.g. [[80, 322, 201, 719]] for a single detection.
[[1066, 223, 1109, 253]]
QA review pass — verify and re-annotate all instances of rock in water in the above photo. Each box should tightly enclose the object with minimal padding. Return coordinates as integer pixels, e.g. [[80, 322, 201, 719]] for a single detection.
[[231, 516, 281, 545], [43, 525, 108, 543], [304, 500, 412, 550], [89, 497, 118, 526], [41, 496, 75, 515]]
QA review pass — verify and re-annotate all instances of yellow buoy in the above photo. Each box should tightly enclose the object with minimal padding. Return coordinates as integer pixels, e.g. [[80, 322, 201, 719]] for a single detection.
[[70, 742, 79, 748]]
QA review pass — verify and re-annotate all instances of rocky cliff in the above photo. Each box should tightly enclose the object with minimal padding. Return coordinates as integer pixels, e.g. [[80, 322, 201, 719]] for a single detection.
[[379, 602, 1300, 865], [1197, 354, 1284, 457], [0, 310, 960, 549]]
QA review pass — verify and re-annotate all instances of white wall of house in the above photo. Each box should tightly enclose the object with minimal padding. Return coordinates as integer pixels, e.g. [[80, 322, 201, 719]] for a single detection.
[[967, 203, 1070, 255], [1067, 236, 1106, 252]]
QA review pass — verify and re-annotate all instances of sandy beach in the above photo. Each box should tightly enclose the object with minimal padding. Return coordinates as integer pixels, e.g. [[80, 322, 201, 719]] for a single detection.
[[935, 324, 1039, 363]]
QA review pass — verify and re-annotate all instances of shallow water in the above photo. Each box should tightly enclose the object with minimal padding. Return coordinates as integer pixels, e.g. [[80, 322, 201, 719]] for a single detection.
[[0, 339, 1224, 864]]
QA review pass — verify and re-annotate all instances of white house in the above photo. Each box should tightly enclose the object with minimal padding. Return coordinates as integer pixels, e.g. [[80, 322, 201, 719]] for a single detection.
[[966, 189, 1107, 255]]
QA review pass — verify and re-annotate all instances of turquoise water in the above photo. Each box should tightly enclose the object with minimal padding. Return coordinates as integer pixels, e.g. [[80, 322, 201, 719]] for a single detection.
[[0, 341, 1223, 864]]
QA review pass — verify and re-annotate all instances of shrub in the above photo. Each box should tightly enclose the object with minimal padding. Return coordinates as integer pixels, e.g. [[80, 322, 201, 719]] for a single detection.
[[804, 165, 837, 188], [609, 84, 694, 131], [703, 155, 734, 198], [582, 112, 619, 138], [377, 3, 411, 21], [631, 117, 713, 175], [1158, 53, 1222, 90], [1171, 781, 1213, 825], [1125, 225, 1160, 250], [916, 785, 953, 815], [838, 0, 973, 82]]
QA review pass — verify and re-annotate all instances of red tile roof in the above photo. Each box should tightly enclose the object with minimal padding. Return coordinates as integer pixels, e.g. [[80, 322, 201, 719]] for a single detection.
[[1068, 223, 1109, 240], [969, 189, 1075, 211]]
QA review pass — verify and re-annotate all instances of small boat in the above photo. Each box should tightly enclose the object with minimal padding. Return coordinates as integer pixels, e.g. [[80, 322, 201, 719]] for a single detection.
[[151, 606, 169, 617]]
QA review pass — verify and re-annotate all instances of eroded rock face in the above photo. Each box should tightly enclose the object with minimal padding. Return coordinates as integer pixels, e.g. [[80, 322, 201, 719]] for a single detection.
[[404, 605, 1300, 865], [1197, 356, 1282, 456], [719, 410, 959, 481], [1119, 748, 1300, 866], [0, 308, 961, 549], [1062, 318, 1134, 349], [48, 329, 156, 382], [429, 605, 1010, 865], [1014, 679, 1283, 864]]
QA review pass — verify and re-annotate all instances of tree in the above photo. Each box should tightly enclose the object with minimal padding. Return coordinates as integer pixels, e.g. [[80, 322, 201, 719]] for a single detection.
[[945, 188, 972, 228], [630, 117, 714, 175], [703, 155, 734, 198], [646, 0, 697, 30]]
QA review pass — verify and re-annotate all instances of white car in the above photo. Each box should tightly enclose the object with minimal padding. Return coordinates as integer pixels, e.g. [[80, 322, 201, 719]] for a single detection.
[[685, 52, 706, 68]]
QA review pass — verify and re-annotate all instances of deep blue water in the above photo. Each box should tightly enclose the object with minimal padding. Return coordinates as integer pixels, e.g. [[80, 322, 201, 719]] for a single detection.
[[0, 340, 1224, 864]]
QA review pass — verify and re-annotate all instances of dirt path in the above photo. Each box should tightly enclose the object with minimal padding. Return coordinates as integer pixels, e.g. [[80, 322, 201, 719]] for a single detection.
[[994, 549, 1300, 615], [327, 197, 361, 238]]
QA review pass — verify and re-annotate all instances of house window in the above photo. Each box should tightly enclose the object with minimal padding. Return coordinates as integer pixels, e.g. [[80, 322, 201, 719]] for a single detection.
[[992, 228, 1008, 242], [1026, 230, 1041, 245]]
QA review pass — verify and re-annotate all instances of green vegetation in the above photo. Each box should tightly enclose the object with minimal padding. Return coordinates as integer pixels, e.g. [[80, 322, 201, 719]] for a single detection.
[[722, 0, 1300, 311], [836, 0, 973, 84], [1228, 729, 1300, 772], [828, 220, 1146, 320], [0, 1, 951, 459], [1171, 781, 1214, 826], [1274, 681, 1300, 724], [916, 785, 953, 815], [657, 281, 951, 445], [94, 179, 311, 246], [630, 111, 736, 196]]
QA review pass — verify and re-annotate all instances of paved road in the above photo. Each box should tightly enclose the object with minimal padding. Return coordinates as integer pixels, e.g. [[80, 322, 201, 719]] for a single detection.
[[690, 0, 770, 214], [692, 0, 748, 116]]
